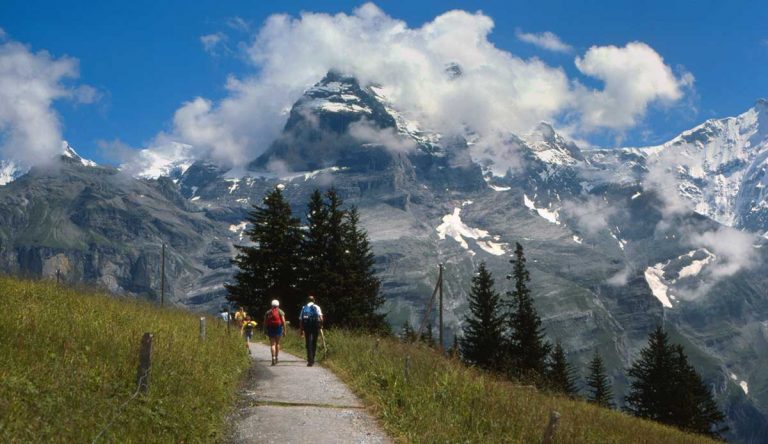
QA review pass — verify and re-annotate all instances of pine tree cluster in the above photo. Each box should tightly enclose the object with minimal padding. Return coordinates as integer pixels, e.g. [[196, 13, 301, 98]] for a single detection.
[[226, 187, 387, 332], [457, 243, 725, 439]]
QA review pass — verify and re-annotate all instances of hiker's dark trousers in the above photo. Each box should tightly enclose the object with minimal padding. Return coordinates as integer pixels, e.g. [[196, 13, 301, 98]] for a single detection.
[[304, 327, 319, 364]]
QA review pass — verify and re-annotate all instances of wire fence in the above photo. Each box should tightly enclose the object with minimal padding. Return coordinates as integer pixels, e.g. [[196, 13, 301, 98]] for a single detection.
[[91, 371, 150, 444]]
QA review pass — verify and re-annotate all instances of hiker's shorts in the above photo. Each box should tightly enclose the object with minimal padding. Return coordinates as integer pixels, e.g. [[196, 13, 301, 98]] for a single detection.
[[267, 325, 283, 338]]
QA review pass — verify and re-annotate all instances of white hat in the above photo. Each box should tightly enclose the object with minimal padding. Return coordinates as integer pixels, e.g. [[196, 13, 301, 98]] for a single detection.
[[271, 299, 279, 307]]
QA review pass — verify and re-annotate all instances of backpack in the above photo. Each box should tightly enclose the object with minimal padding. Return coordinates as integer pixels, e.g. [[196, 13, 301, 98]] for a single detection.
[[301, 304, 320, 328], [266, 308, 282, 327]]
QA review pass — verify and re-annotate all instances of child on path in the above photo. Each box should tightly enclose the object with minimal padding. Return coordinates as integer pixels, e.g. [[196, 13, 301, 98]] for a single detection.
[[234, 307, 247, 328], [242, 316, 258, 343], [264, 299, 287, 366], [298, 295, 324, 367]]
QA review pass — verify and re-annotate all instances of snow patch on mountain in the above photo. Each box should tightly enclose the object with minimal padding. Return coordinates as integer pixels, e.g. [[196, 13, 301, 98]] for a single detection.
[[476, 240, 506, 256], [729, 373, 750, 395], [677, 249, 715, 278], [436, 208, 507, 255], [437, 208, 489, 250], [644, 264, 673, 308], [229, 221, 248, 240], [225, 178, 240, 194], [524, 194, 561, 224], [0, 160, 23, 186]]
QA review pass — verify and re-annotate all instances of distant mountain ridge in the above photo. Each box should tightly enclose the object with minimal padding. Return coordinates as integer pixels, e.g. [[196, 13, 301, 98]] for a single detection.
[[1, 73, 768, 442]]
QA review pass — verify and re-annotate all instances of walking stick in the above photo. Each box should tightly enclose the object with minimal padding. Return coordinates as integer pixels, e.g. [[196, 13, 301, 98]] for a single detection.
[[320, 328, 328, 356]]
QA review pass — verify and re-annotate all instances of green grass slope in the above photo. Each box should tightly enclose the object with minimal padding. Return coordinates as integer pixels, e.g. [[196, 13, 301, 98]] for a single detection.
[[279, 330, 717, 444], [0, 277, 250, 443]]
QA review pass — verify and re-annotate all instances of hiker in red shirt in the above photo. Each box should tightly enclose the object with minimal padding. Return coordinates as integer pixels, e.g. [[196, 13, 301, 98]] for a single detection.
[[264, 299, 287, 366]]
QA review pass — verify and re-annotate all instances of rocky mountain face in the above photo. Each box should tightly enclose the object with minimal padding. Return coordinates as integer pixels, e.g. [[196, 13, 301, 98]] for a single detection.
[[2, 72, 768, 442]]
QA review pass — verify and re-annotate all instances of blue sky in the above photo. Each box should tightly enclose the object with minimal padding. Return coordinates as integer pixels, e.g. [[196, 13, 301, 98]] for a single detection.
[[1, 0, 767, 165]]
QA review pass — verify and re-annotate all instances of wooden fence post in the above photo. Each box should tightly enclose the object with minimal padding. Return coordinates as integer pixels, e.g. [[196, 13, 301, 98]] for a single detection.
[[136, 333, 153, 394], [540, 410, 561, 444], [199, 317, 206, 341], [404, 355, 411, 382]]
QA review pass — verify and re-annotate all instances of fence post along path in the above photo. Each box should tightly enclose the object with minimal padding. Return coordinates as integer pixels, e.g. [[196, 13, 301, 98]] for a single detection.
[[136, 332, 153, 393]]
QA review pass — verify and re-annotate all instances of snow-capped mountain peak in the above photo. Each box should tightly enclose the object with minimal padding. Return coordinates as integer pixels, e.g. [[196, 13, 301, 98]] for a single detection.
[[523, 122, 584, 166], [1, 141, 98, 186], [61, 142, 98, 167], [127, 142, 196, 180]]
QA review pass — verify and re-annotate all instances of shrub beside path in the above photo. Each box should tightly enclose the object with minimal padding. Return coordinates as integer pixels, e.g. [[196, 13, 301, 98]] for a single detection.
[[231, 341, 391, 443]]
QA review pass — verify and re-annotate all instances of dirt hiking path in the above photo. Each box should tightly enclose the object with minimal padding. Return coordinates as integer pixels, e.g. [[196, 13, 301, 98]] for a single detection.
[[231, 341, 391, 444]]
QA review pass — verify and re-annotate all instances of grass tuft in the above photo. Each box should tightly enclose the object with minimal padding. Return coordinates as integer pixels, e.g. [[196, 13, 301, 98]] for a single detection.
[[0, 276, 250, 443]]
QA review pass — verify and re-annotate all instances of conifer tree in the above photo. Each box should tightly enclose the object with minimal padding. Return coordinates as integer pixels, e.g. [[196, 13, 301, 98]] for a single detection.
[[302, 189, 346, 327], [625, 327, 725, 438], [301, 189, 329, 294], [546, 341, 578, 396], [668, 345, 727, 438], [226, 186, 303, 319], [585, 350, 614, 408], [302, 189, 385, 331], [401, 321, 417, 343], [625, 326, 675, 422], [340, 206, 387, 331], [506, 243, 551, 382], [460, 262, 505, 371], [420, 322, 436, 347]]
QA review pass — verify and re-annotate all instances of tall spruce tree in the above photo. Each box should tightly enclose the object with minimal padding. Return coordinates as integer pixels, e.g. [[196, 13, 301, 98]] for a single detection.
[[585, 350, 614, 408], [506, 242, 551, 382], [669, 345, 727, 438], [625, 327, 725, 438], [302, 189, 385, 331], [546, 341, 578, 396], [301, 189, 329, 297], [625, 326, 675, 422], [460, 262, 506, 371], [226, 186, 303, 320], [340, 206, 387, 331], [302, 189, 345, 327]]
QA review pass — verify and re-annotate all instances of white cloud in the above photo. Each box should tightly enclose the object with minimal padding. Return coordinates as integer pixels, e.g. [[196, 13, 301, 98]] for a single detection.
[[348, 120, 417, 153], [0, 38, 93, 167], [200, 32, 228, 55], [606, 267, 631, 286], [141, 3, 692, 170], [226, 16, 251, 33], [562, 196, 617, 235], [515, 29, 572, 53], [574, 42, 694, 131], [688, 227, 757, 279]]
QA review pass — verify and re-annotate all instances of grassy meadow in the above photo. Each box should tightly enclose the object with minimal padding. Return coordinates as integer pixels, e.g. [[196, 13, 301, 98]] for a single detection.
[[0, 277, 250, 443], [278, 329, 717, 444]]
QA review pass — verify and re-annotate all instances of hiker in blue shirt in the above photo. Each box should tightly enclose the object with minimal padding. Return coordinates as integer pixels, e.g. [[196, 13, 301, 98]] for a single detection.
[[299, 295, 324, 367]]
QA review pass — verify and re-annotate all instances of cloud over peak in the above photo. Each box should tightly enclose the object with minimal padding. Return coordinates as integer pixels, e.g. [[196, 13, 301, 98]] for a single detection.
[[138, 3, 694, 169], [0, 37, 95, 167]]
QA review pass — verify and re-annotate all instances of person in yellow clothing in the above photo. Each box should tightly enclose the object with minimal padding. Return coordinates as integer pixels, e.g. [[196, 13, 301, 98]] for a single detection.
[[234, 307, 247, 328], [241, 316, 258, 343]]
